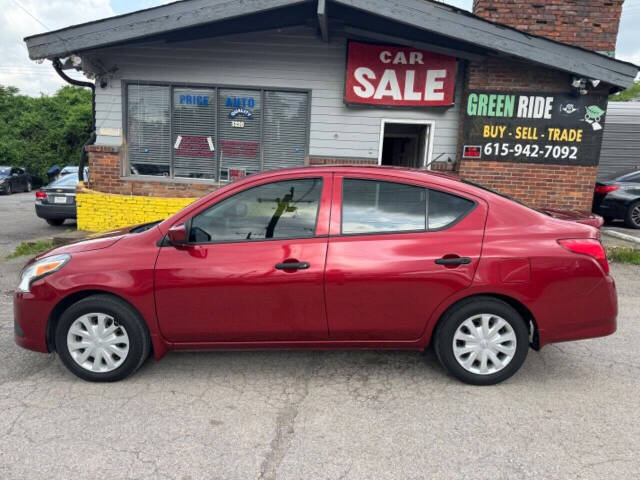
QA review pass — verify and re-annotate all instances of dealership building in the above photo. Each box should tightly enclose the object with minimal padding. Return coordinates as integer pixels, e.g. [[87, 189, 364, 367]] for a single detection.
[[25, 0, 638, 231]]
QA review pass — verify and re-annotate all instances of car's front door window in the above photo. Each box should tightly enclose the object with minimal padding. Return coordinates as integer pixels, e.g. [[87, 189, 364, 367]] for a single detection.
[[189, 178, 323, 243]]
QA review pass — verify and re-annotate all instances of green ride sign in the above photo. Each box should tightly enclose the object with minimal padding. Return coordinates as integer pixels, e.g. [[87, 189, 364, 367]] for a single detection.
[[461, 91, 608, 166]]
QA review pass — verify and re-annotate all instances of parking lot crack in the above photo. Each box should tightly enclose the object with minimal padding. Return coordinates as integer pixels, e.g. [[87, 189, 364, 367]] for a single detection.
[[258, 356, 322, 480]]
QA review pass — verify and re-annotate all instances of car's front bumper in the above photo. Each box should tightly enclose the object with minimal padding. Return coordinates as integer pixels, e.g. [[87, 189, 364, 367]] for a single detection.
[[14, 290, 51, 353], [35, 202, 76, 220]]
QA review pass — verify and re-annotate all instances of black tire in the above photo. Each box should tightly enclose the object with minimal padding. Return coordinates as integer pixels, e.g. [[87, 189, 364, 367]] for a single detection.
[[624, 201, 640, 229], [26, 181, 32, 192], [5, 183, 11, 195], [46, 218, 65, 226], [55, 294, 151, 382], [434, 296, 529, 385]]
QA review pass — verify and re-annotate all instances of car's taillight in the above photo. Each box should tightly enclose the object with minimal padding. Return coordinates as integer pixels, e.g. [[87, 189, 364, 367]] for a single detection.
[[35, 190, 47, 200], [558, 239, 609, 274], [594, 185, 619, 194]]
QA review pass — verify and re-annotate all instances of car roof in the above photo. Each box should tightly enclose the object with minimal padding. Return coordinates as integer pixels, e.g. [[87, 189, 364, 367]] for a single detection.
[[247, 165, 462, 183]]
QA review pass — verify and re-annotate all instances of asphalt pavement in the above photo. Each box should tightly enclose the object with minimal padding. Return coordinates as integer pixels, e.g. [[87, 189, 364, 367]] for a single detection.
[[1, 192, 639, 479], [0, 192, 77, 258]]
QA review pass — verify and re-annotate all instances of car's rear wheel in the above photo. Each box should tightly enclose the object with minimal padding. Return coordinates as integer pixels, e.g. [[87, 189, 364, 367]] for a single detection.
[[624, 201, 640, 229], [434, 297, 529, 385], [55, 295, 151, 382], [46, 218, 65, 226]]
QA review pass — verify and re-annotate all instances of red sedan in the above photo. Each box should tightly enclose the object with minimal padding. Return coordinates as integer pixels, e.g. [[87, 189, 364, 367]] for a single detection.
[[14, 166, 617, 384]]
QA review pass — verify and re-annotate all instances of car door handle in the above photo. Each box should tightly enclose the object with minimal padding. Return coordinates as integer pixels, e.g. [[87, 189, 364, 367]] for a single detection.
[[435, 257, 472, 266], [275, 261, 310, 270]]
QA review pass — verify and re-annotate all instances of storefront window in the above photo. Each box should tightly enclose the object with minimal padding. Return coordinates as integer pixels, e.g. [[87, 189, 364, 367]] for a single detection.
[[173, 88, 216, 179], [218, 88, 262, 181], [126, 84, 309, 181], [127, 84, 171, 176], [263, 91, 309, 171]]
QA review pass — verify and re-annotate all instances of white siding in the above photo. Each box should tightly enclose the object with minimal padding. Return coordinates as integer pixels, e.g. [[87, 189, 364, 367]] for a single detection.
[[91, 25, 461, 161]]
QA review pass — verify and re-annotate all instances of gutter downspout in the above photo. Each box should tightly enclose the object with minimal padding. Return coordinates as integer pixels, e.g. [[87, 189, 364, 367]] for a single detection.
[[53, 58, 95, 183]]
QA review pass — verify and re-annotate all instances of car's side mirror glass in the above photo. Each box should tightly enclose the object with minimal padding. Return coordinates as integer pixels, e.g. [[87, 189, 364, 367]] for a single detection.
[[167, 224, 188, 246]]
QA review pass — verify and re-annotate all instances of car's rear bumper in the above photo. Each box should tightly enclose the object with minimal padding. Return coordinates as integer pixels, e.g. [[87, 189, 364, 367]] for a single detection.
[[593, 200, 628, 219], [35, 203, 76, 220], [537, 275, 617, 348]]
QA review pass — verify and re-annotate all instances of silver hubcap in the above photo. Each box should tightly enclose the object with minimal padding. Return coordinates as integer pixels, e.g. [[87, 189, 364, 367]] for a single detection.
[[632, 206, 640, 226], [453, 314, 517, 375], [66, 313, 130, 373]]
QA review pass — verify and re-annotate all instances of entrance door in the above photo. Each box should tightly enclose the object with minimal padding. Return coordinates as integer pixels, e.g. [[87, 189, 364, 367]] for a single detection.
[[154, 173, 332, 343], [379, 121, 431, 169]]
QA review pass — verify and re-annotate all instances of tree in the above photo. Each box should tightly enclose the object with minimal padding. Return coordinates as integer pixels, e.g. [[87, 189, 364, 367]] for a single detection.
[[609, 81, 640, 102], [0, 84, 92, 182]]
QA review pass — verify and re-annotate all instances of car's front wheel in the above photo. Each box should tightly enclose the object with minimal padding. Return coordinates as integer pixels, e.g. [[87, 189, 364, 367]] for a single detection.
[[625, 200, 640, 229], [434, 297, 529, 385], [55, 294, 151, 382]]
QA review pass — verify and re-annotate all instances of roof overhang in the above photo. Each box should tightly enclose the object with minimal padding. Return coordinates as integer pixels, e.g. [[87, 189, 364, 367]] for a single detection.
[[24, 0, 638, 89]]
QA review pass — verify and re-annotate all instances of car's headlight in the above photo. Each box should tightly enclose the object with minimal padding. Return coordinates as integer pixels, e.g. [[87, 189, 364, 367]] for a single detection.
[[17, 254, 70, 293]]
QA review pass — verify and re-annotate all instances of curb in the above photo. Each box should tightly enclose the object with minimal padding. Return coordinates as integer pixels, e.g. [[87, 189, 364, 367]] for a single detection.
[[602, 229, 640, 245]]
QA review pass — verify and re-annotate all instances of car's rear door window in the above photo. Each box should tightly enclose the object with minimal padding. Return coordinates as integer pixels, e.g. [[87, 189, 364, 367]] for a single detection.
[[189, 178, 323, 243], [342, 179, 427, 234], [341, 178, 475, 234]]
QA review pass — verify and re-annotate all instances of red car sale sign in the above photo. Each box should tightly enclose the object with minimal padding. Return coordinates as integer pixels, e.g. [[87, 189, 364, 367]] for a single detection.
[[344, 42, 457, 107]]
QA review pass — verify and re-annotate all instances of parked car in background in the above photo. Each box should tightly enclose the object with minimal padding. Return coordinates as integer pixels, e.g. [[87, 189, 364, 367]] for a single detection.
[[15, 166, 616, 385], [0, 166, 33, 195], [34, 173, 79, 226], [60, 165, 89, 179], [592, 170, 640, 229]]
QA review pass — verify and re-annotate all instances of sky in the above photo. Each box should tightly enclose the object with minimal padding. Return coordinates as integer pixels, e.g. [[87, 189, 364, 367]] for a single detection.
[[1, 0, 639, 96]]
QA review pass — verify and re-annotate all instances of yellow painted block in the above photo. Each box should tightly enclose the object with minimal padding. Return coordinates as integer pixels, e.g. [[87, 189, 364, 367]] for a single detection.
[[76, 190, 198, 232]]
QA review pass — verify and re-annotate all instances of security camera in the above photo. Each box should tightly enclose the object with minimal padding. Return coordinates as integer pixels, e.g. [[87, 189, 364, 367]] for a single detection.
[[571, 77, 586, 89]]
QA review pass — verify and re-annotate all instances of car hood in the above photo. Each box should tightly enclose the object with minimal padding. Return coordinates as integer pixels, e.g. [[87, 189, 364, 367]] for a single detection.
[[538, 208, 604, 229], [37, 226, 136, 258]]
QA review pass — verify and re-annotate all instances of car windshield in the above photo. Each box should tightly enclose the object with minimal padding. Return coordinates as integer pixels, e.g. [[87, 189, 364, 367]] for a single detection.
[[0, 166, 10, 176], [49, 173, 78, 187]]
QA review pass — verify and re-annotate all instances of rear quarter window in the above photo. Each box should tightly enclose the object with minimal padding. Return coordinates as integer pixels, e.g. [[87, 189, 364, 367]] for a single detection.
[[428, 189, 475, 230]]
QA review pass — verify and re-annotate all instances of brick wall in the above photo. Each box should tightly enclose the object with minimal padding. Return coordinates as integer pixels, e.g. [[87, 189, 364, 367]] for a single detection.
[[459, 0, 625, 212], [457, 56, 608, 211], [460, 161, 598, 211], [77, 190, 196, 232], [473, 0, 624, 53], [86, 145, 214, 198]]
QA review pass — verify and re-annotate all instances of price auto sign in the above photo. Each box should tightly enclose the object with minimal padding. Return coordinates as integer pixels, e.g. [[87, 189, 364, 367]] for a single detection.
[[461, 91, 608, 166], [344, 41, 456, 107]]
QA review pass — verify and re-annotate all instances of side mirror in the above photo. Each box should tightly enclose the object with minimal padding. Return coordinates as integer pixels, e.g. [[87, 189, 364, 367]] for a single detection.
[[167, 224, 188, 246]]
